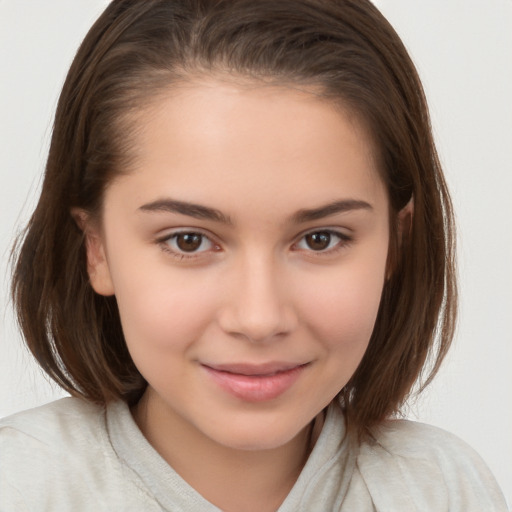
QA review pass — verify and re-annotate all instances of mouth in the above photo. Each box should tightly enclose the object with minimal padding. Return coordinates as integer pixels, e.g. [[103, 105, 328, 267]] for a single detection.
[[201, 362, 310, 402], [204, 362, 308, 376]]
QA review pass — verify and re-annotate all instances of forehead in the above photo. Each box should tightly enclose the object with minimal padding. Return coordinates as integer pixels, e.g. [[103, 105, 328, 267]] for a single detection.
[[107, 78, 386, 218]]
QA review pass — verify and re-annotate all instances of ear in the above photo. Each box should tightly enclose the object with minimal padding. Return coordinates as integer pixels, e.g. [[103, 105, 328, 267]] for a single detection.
[[71, 209, 115, 296], [386, 196, 414, 280], [397, 196, 414, 241]]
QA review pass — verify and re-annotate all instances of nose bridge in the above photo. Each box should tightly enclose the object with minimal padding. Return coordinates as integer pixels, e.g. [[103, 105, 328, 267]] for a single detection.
[[219, 248, 295, 343]]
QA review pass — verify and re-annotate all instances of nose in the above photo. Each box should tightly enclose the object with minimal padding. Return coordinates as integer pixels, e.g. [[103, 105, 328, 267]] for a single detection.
[[217, 253, 297, 343]]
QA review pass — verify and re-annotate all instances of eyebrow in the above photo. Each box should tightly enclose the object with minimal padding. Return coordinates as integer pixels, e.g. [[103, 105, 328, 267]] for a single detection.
[[291, 199, 373, 223], [138, 199, 233, 225], [138, 197, 372, 225]]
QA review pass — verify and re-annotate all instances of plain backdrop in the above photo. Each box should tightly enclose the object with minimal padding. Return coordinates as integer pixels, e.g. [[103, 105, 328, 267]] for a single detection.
[[1, 1, 511, 506]]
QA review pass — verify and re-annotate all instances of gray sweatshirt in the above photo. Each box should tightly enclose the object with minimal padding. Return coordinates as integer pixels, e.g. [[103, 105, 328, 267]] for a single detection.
[[0, 397, 507, 511]]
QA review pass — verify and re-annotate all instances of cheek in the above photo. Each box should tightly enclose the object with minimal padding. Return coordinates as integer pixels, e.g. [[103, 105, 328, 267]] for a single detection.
[[113, 272, 223, 391], [298, 259, 386, 354], [111, 261, 219, 356]]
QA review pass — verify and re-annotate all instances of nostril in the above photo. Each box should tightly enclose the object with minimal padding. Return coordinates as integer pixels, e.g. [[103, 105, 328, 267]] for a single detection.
[[217, 304, 297, 344], [216, 262, 298, 342]]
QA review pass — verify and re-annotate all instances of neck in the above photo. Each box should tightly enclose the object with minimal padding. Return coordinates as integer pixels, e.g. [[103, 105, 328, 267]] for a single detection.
[[132, 392, 318, 512]]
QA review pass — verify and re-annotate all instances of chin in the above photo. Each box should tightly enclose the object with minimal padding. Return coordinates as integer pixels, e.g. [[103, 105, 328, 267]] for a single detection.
[[219, 432, 297, 452], [208, 414, 309, 452]]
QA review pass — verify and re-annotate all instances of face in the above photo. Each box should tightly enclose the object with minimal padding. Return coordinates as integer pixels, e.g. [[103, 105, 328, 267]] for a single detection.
[[86, 79, 391, 451]]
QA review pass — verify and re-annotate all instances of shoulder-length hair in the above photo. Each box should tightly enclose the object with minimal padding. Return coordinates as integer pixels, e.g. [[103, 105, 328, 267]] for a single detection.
[[12, 0, 456, 436]]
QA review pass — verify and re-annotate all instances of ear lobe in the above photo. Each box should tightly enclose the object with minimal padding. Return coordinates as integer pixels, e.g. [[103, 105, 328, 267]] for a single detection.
[[71, 209, 115, 296]]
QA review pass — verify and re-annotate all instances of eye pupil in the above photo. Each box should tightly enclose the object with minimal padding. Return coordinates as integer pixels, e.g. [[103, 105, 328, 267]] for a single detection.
[[305, 232, 331, 251], [176, 233, 202, 252]]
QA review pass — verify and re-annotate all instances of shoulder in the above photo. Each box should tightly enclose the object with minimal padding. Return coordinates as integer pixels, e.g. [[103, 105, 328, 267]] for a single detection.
[[0, 396, 108, 469], [356, 419, 508, 511], [0, 396, 109, 466], [0, 398, 137, 510], [369, 418, 481, 460], [0, 396, 106, 440]]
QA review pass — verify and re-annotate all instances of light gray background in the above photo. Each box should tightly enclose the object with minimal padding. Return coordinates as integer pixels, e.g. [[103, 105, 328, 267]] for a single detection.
[[1, 1, 510, 506]]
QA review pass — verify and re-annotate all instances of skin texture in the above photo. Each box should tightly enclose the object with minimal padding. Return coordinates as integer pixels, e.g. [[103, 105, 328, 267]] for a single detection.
[[83, 79, 394, 512]]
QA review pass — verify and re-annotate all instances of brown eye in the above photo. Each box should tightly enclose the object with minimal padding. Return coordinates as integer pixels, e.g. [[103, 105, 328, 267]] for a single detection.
[[295, 230, 350, 254], [175, 233, 203, 252], [305, 232, 332, 251], [164, 232, 214, 254]]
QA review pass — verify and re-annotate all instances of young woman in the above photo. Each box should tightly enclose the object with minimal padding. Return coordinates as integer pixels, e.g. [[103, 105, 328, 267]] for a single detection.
[[1, 1, 507, 510]]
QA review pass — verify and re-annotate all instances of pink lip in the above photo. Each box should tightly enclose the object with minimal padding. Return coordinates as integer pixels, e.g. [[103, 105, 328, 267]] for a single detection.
[[202, 362, 309, 402]]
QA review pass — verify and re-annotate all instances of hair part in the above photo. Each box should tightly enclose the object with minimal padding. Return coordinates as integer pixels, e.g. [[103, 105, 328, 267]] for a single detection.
[[12, 0, 456, 436]]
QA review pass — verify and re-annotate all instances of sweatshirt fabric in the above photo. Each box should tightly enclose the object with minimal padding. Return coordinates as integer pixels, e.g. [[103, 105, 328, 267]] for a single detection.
[[0, 397, 508, 511]]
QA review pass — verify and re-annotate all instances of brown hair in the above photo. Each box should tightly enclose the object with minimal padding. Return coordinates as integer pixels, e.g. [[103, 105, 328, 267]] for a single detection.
[[11, 0, 456, 436]]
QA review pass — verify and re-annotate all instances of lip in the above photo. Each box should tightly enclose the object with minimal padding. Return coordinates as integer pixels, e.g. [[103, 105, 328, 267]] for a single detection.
[[202, 362, 309, 402]]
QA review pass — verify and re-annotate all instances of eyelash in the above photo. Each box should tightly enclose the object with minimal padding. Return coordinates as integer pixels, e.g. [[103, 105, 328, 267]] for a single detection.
[[156, 228, 352, 260], [157, 230, 219, 260], [293, 229, 352, 255]]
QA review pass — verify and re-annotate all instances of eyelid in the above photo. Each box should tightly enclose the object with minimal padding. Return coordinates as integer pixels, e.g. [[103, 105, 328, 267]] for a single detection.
[[155, 228, 221, 259], [154, 226, 352, 260], [292, 228, 353, 254]]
